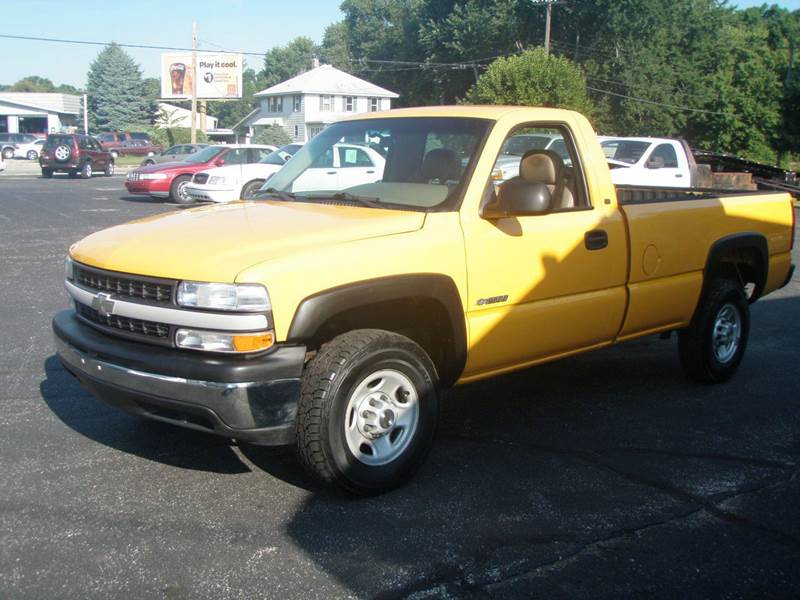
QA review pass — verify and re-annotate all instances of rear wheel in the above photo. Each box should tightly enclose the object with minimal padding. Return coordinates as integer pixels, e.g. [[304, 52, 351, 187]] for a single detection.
[[27, 150, 38, 160], [110, 150, 119, 160], [41, 169, 53, 178], [296, 329, 440, 495], [170, 174, 193, 204], [2, 147, 13, 159], [241, 179, 265, 199], [142, 159, 155, 166], [80, 162, 93, 179], [678, 278, 749, 383], [105, 161, 115, 177]]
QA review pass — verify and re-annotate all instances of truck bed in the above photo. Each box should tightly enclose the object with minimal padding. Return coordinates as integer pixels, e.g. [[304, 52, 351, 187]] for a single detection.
[[615, 185, 786, 205]]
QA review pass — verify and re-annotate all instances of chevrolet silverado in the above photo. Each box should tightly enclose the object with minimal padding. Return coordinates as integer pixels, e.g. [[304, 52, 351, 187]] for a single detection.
[[54, 106, 796, 494]]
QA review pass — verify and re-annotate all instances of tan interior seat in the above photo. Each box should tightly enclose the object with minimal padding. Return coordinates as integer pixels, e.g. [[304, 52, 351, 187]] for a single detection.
[[518, 150, 574, 209]]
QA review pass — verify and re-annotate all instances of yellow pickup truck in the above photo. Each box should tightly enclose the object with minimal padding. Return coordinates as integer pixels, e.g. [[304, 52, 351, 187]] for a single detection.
[[54, 106, 795, 494]]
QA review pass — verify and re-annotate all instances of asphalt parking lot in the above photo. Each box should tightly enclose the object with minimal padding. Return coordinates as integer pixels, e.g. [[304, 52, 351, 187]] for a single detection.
[[1, 162, 799, 599]]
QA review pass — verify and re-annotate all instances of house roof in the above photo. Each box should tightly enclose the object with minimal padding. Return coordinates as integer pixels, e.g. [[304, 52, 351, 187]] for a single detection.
[[255, 64, 398, 98], [0, 92, 81, 114]]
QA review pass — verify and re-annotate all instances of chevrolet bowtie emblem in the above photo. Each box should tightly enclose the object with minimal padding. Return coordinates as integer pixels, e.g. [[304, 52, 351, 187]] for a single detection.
[[91, 292, 115, 317]]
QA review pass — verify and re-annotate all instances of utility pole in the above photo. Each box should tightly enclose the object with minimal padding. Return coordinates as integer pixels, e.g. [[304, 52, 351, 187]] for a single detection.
[[531, 0, 565, 56], [190, 21, 198, 144], [83, 93, 88, 135]]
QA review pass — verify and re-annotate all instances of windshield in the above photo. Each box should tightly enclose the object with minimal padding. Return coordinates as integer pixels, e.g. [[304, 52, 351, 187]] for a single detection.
[[260, 143, 302, 165], [264, 117, 489, 210], [601, 140, 651, 164], [183, 146, 225, 164], [44, 135, 74, 148]]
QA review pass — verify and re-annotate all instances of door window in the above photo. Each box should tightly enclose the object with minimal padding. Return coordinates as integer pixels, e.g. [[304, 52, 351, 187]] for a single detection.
[[491, 125, 589, 211], [223, 148, 249, 165], [338, 146, 373, 167], [249, 148, 274, 162], [649, 143, 679, 168]]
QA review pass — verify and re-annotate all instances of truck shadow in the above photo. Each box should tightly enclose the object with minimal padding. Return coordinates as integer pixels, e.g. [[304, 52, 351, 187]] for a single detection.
[[39, 355, 251, 474]]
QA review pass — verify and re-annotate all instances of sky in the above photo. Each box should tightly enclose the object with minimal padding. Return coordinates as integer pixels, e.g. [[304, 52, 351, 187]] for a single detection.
[[0, 0, 798, 89]]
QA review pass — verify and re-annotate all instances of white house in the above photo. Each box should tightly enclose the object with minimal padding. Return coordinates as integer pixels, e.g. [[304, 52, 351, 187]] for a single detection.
[[0, 93, 81, 135], [156, 102, 218, 131], [238, 63, 398, 143]]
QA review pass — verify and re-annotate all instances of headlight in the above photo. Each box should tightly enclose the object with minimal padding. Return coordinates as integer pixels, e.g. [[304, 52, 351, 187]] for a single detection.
[[176, 281, 270, 312], [65, 256, 74, 281], [139, 173, 168, 180], [175, 329, 274, 353], [208, 176, 226, 185]]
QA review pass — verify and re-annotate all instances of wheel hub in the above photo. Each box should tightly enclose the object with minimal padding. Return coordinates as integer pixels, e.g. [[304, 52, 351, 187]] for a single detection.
[[712, 303, 741, 363], [356, 393, 397, 439]]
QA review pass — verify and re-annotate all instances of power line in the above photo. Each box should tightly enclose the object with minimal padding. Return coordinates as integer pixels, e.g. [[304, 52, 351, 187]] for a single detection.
[[586, 86, 734, 116]]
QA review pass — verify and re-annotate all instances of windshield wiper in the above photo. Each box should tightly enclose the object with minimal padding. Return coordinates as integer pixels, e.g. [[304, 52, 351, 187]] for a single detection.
[[305, 192, 383, 208], [253, 187, 296, 202]]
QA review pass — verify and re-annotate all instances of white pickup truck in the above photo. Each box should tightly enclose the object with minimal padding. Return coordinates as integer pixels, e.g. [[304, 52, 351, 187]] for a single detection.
[[599, 136, 694, 188]]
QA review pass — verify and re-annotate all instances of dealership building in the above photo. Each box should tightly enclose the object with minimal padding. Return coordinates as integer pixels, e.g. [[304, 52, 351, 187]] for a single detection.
[[0, 92, 81, 135]]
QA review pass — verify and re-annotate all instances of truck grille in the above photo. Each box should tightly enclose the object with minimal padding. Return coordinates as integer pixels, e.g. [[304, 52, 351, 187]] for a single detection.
[[193, 173, 208, 184], [76, 301, 171, 340], [74, 263, 174, 304]]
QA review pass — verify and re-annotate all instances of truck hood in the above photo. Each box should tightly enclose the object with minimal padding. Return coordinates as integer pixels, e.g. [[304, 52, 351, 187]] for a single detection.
[[70, 201, 426, 282]]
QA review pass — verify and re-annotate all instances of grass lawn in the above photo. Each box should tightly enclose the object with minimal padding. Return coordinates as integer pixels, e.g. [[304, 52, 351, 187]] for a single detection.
[[114, 155, 145, 167]]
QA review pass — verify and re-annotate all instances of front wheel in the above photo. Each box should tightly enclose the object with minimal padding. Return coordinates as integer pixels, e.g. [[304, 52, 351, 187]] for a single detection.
[[296, 329, 440, 495], [678, 278, 749, 383], [110, 150, 119, 160], [241, 179, 265, 199], [170, 174, 193, 204], [2, 147, 13, 159], [105, 161, 115, 177]]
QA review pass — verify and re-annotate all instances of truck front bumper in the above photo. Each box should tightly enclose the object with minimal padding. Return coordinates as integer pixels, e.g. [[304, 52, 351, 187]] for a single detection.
[[53, 310, 305, 446]]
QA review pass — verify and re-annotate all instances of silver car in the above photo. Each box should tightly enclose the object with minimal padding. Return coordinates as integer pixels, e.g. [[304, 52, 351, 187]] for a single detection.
[[140, 143, 211, 166]]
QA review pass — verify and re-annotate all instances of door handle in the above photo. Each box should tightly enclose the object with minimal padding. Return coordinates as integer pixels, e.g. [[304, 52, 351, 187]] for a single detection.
[[675, 174, 684, 178], [584, 229, 608, 250], [366, 170, 375, 174], [326, 171, 336, 175]]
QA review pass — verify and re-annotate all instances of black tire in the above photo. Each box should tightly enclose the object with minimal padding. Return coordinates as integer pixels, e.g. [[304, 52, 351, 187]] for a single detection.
[[110, 150, 119, 160], [41, 169, 53, 178], [80, 161, 93, 179], [105, 161, 115, 177], [678, 278, 749, 383], [2, 147, 13, 160], [296, 329, 440, 495], [142, 159, 155, 166], [241, 179, 265, 199], [27, 150, 38, 160], [169, 175, 193, 204]]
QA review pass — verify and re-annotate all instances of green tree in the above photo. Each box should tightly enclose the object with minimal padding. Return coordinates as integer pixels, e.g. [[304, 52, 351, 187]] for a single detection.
[[252, 125, 292, 147], [466, 48, 594, 116], [208, 67, 263, 129], [262, 37, 318, 88], [86, 43, 152, 131], [320, 22, 353, 71]]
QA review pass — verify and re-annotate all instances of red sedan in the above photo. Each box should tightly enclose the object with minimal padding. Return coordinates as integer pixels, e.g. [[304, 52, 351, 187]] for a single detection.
[[124, 145, 274, 204]]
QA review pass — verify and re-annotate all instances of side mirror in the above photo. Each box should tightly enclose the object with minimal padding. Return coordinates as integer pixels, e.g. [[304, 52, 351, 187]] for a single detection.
[[646, 156, 665, 169], [480, 179, 552, 219]]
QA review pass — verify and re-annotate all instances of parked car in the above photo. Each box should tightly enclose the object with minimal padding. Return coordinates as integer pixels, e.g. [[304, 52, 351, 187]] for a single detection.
[[14, 138, 45, 160], [491, 133, 570, 181], [186, 143, 304, 203], [39, 133, 115, 178], [96, 132, 164, 159], [140, 143, 211, 166], [0, 133, 37, 159], [599, 136, 693, 188], [125, 144, 277, 203], [53, 105, 796, 493]]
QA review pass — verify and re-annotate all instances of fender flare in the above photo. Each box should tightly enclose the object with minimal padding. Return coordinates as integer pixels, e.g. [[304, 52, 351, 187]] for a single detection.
[[287, 274, 467, 388], [704, 232, 768, 301]]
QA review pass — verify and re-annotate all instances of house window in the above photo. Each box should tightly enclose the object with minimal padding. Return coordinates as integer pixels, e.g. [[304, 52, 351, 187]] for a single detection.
[[320, 95, 332, 111], [369, 97, 379, 112], [269, 97, 283, 112], [345, 96, 355, 112], [293, 95, 301, 112], [294, 125, 299, 138]]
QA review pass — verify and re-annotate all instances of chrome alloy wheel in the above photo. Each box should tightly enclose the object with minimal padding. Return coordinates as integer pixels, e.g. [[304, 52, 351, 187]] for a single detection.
[[54, 145, 70, 161], [344, 369, 419, 466], [712, 303, 741, 364], [177, 180, 191, 202]]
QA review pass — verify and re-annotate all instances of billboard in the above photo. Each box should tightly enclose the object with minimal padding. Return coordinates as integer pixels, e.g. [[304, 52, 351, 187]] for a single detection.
[[160, 52, 243, 100]]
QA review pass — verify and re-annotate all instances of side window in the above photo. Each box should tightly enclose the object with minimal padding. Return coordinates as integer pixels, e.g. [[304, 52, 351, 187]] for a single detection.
[[338, 146, 373, 168], [165, 146, 180, 155], [78, 136, 91, 150], [249, 148, 273, 162], [311, 147, 334, 168], [91, 139, 103, 151], [649, 143, 679, 168], [97, 133, 113, 142], [490, 124, 589, 212], [224, 148, 249, 165]]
